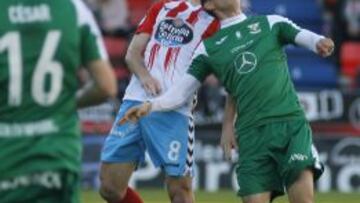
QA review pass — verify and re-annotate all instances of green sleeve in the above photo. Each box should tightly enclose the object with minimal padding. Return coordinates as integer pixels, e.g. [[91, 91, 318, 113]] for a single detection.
[[80, 25, 108, 66], [75, 0, 108, 65], [268, 15, 301, 45], [187, 42, 212, 82]]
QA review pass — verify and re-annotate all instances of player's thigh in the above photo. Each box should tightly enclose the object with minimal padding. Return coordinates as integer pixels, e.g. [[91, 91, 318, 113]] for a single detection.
[[0, 170, 80, 203], [140, 111, 194, 177], [242, 192, 271, 203], [236, 127, 283, 199], [278, 120, 323, 188], [99, 162, 137, 191], [287, 169, 314, 203]]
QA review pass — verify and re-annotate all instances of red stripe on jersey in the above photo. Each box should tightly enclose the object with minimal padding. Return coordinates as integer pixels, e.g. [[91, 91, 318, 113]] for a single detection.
[[163, 2, 188, 71], [136, 1, 168, 34], [147, 43, 161, 70], [166, 2, 189, 17], [173, 47, 181, 65], [186, 9, 201, 25], [191, 41, 202, 58], [202, 19, 220, 39], [164, 47, 174, 71], [171, 47, 181, 80]]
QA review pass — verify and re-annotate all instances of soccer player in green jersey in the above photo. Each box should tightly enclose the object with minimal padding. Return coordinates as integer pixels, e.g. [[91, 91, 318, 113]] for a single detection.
[[0, 0, 117, 202], [120, 0, 335, 202]]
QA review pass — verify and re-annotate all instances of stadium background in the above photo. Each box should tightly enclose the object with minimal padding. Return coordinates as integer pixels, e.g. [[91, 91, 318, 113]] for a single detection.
[[79, 0, 360, 202]]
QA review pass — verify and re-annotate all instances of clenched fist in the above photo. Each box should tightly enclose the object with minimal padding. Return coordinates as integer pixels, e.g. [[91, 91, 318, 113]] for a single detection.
[[316, 38, 335, 57]]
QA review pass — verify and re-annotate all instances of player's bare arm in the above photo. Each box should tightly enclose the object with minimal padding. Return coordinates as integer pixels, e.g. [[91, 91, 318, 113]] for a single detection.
[[125, 33, 161, 96], [77, 60, 117, 108], [221, 95, 238, 161], [119, 74, 201, 124]]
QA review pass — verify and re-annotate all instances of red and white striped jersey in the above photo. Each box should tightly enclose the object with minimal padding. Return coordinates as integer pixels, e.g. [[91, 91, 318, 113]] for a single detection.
[[124, 0, 219, 115]]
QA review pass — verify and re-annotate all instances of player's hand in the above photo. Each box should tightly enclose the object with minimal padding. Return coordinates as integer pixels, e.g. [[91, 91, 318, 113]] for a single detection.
[[140, 75, 161, 96], [119, 102, 152, 124], [316, 38, 334, 57], [220, 124, 238, 161]]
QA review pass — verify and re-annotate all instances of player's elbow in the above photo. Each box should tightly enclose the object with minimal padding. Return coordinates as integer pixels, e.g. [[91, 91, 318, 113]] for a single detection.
[[98, 76, 117, 99], [125, 49, 136, 67], [102, 83, 117, 99], [125, 46, 143, 68], [125, 51, 131, 66], [91, 61, 118, 99]]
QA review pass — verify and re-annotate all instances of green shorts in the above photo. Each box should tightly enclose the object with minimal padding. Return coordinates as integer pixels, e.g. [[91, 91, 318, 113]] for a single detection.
[[235, 119, 323, 199], [0, 170, 80, 203]]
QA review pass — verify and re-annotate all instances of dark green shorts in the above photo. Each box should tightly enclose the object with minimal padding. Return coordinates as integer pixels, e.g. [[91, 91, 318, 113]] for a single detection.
[[0, 170, 80, 203], [235, 119, 323, 199]]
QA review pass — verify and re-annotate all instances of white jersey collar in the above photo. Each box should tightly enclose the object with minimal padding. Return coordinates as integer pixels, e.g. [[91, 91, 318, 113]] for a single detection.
[[221, 13, 247, 29]]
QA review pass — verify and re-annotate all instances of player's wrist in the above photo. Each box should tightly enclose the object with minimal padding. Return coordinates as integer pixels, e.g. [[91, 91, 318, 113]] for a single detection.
[[139, 72, 152, 82], [144, 101, 153, 113]]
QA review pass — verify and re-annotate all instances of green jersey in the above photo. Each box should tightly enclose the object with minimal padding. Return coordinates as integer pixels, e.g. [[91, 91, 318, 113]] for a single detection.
[[0, 0, 107, 179], [189, 15, 306, 132]]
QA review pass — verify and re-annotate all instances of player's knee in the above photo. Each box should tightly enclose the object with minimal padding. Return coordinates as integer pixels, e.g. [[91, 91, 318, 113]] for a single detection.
[[166, 177, 193, 203], [242, 198, 266, 203], [290, 195, 314, 203], [242, 193, 271, 203], [99, 182, 127, 202], [288, 169, 314, 203]]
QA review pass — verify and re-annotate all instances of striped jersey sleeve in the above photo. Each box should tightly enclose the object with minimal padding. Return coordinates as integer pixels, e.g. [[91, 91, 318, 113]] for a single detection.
[[136, 0, 167, 34]]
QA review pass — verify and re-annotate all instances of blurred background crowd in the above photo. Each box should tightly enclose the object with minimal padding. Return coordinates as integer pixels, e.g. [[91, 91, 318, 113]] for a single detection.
[[79, 0, 360, 126], [78, 0, 360, 192]]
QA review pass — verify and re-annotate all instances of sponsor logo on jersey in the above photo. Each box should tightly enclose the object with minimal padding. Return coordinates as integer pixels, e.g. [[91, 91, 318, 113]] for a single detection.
[[0, 171, 62, 191], [155, 18, 194, 47], [215, 36, 228, 45], [231, 40, 254, 54], [248, 22, 261, 34], [234, 51, 258, 74], [0, 119, 59, 137], [289, 153, 309, 163], [110, 122, 137, 138]]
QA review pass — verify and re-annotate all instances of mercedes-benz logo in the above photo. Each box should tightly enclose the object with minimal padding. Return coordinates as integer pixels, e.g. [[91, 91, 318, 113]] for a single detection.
[[234, 52, 258, 74]]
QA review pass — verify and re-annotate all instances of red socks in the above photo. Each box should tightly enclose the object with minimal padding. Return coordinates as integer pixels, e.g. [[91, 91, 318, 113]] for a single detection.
[[119, 187, 144, 203]]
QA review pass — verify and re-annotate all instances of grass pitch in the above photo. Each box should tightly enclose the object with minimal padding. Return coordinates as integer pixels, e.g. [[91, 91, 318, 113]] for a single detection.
[[82, 189, 359, 203]]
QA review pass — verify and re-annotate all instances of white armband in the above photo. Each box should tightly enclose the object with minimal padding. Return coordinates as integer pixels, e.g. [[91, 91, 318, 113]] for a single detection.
[[295, 29, 325, 53]]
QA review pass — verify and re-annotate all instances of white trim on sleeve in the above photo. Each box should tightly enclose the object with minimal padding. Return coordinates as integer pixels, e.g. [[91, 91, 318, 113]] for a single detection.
[[295, 30, 325, 53], [267, 15, 300, 30], [71, 0, 108, 60]]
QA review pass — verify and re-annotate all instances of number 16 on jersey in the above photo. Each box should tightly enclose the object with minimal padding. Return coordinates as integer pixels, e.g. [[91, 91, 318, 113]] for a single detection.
[[0, 31, 63, 107]]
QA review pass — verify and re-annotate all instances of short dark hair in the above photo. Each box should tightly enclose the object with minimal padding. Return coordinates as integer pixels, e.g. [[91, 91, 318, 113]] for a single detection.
[[200, 0, 209, 6]]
